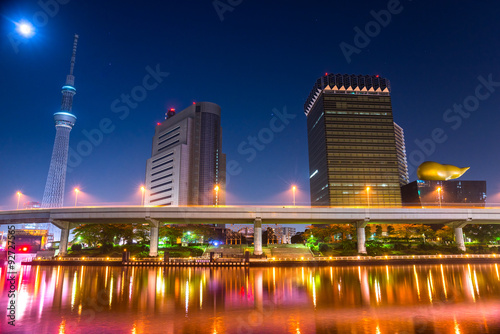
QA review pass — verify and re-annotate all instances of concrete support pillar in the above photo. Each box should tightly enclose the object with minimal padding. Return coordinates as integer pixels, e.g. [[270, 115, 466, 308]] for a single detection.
[[59, 226, 70, 256], [355, 221, 368, 254], [147, 218, 159, 257], [454, 227, 466, 252], [254, 218, 262, 256], [449, 221, 468, 252], [52, 220, 73, 256]]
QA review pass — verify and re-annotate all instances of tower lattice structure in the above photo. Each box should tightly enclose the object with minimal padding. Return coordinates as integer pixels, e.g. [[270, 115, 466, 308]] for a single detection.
[[41, 34, 79, 209]]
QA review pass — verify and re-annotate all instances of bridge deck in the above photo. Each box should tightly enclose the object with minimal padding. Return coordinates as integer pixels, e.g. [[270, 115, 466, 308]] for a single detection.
[[0, 206, 499, 225]]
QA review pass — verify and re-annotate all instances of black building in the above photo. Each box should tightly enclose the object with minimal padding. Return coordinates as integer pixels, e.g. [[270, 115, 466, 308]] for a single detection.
[[304, 73, 401, 207], [401, 180, 487, 207]]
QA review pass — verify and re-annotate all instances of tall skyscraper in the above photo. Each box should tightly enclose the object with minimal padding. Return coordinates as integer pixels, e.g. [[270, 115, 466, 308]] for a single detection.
[[304, 73, 401, 207], [394, 122, 409, 187], [144, 102, 226, 207], [41, 34, 79, 239]]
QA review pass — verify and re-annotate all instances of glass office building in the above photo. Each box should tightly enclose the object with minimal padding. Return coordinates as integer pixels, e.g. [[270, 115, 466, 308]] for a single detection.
[[305, 73, 402, 207]]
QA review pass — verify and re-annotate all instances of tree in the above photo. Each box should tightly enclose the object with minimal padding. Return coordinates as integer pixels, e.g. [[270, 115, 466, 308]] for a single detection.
[[396, 224, 419, 242], [329, 224, 354, 242], [132, 224, 150, 244], [264, 227, 278, 245], [72, 224, 140, 248], [365, 225, 372, 239], [303, 226, 327, 242], [159, 225, 183, 245], [417, 225, 436, 242], [387, 225, 395, 236], [73, 224, 102, 247], [291, 232, 304, 244], [303, 224, 354, 243], [375, 225, 383, 237], [436, 226, 454, 244], [464, 224, 500, 243]]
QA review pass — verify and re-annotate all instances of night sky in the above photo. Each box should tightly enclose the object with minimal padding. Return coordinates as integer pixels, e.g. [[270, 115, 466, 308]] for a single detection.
[[1, 0, 500, 213]]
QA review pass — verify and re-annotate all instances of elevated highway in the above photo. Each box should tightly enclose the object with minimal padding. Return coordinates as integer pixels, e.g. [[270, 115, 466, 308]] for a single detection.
[[1, 206, 498, 256]]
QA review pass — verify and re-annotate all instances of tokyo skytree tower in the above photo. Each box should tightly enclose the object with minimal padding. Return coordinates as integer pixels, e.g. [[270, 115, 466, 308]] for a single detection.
[[41, 34, 79, 208]]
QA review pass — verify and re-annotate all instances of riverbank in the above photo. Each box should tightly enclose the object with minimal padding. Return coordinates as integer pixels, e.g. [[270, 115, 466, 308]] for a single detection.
[[22, 254, 500, 267]]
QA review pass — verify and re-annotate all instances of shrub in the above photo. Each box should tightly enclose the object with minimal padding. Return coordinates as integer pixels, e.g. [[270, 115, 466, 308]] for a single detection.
[[342, 240, 356, 251], [190, 248, 204, 256], [366, 240, 384, 256], [393, 243, 408, 251], [71, 243, 82, 251], [417, 243, 434, 251], [100, 242, 114, 253], [318, 243, 330, 253], [137, 250, 150, 258]]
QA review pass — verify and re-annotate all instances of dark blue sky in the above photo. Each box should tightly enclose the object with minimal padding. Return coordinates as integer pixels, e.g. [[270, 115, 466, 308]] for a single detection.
[[1, 0, 500, 211]]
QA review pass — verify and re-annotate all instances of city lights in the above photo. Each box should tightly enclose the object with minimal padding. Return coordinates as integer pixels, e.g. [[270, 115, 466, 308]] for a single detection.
[[366, 186, 371, 208], [292, 185, 297, 206]]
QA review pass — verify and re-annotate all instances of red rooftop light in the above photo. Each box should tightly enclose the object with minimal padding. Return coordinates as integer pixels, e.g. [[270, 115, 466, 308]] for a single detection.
[[169, 108, 175, 111], [157, 122, 161, 126], [376, 75, 379, 78]]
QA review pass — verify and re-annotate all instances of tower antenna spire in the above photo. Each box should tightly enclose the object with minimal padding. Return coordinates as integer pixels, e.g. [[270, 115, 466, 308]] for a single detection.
[[69, 34, 79, 76]]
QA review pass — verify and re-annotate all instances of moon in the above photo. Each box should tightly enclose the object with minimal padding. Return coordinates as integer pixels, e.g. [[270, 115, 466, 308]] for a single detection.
[[16, 21, 35, 37]]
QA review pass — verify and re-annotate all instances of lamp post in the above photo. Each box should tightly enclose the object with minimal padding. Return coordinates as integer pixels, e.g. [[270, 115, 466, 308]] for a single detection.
[[366, 186, 371, 208], [437, 187, 442, 208], [141, 186, 145, 206], [74, 188, 79, 207], [16, 191, 22, 210], [214, 185, 219, 206], [292, 185, 297, 206]]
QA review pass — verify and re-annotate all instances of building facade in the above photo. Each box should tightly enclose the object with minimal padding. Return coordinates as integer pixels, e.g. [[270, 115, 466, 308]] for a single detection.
[[394, 122, 410, 187], [401, 180, 487, 207], [144, 102, 226, 206], [273, 227, 296, 244], [305, 73, 402, 207]]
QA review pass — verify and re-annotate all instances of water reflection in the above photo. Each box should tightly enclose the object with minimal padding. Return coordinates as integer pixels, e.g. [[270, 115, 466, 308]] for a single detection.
[[1, 264, 500, 333]]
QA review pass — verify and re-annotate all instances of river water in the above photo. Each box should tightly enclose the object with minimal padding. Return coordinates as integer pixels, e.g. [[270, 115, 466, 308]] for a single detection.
[[1, 263, 500, 333]]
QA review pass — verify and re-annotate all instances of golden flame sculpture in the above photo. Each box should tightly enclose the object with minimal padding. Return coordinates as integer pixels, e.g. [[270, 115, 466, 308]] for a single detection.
[[417, 161, 470, 181]]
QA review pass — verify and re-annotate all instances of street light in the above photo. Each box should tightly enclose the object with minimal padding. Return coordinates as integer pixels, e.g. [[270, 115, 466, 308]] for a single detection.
[[16, 191, 22, 210], [366, 186, 371, 208], [214, 185, 219, 206], [74, 188, 80, 207], [437, 187, 442, 208], [292, 185, 297, 206], [140, 186, 145, 206]]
